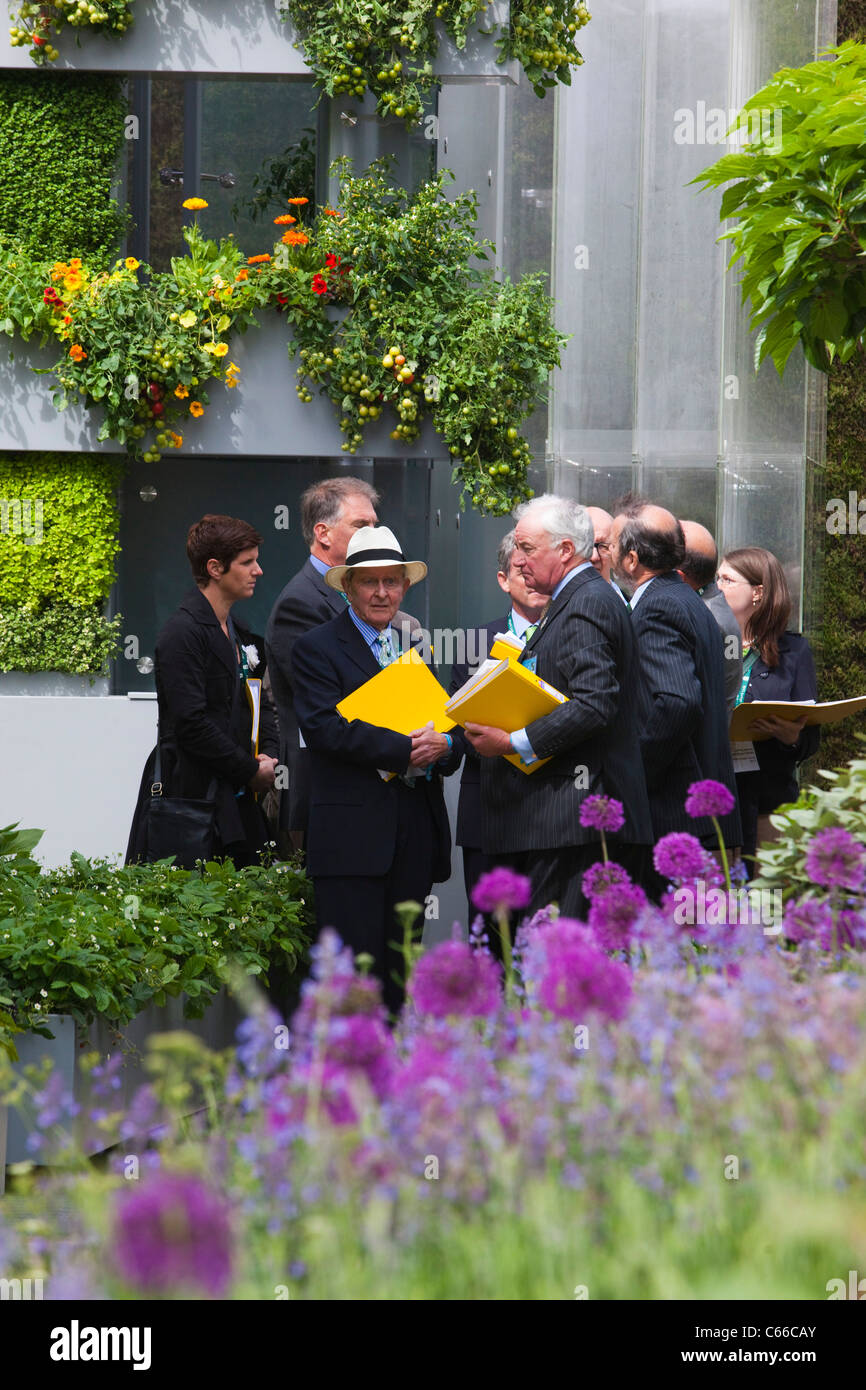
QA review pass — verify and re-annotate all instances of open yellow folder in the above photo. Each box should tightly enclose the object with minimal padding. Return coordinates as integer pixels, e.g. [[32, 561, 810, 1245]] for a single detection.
[[729, 695, 866, 742], [337, 651, 455, 781], [445, 656, 568, 775]]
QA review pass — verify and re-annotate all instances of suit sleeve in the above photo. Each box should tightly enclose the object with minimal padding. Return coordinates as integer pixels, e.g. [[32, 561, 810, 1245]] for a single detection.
[[522, 604, 622, 758], [789, 638, 820, 764], [631, 603, 703, 788], [291, 634, 413, 773], [258, 676, 280, 759], [157, 622, 258, 786], [266, 584, 331, 694]]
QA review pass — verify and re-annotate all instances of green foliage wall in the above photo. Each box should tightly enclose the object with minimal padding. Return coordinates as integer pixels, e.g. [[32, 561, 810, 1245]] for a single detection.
[[821, 0, 866, 767], [0, 70, 127, 674], [0, 454, 122, 674], [0, 72, 127, 262]]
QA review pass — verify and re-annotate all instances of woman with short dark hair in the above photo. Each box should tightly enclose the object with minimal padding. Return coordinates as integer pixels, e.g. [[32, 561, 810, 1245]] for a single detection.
[[126, 515, 279, 868], [718, 546, 819, 874]]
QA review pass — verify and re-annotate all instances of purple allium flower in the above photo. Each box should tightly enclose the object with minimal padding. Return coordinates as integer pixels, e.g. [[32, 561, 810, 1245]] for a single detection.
[[472, 866, 531, 914], [579, 794, 626, 833], [653, 832, 707, 883], [582, 860, 632, 900], [783, 898, 833, 945], [587, 882, 647, 952], [409, 939, 502, 1019], [113, 1172, 233, 1297], [803, 827, 866, 893], [684, 779, 735, 819], [523, 918, 632, 1021], [324, 1013, 395, 1098]]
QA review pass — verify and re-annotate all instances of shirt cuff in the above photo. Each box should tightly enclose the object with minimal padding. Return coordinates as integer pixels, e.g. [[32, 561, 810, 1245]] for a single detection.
[[509, 727, 537, 766]]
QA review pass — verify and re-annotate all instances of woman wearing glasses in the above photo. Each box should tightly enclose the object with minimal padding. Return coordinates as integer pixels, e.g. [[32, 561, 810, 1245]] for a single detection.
[[717, 546, 819, 874]]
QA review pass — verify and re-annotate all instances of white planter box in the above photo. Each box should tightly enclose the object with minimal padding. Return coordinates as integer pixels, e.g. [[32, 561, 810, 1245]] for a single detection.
[[0, 1, 515, 81]]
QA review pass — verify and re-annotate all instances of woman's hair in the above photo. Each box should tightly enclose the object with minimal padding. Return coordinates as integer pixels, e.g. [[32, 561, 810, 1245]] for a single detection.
[[723, 546, 791, 668], [186, 514, 263, 587]]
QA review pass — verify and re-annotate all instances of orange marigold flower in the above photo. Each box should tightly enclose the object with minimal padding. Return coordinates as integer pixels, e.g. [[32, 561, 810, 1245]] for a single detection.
[[63, 315, 72, 324], [189, 401, 204, 417], [247, 254, 272, 264], [169, 431, 183, 447], [323, 209, 339, 217], [281, 229, 309, 246], [287, 197, 309, 206], [69, 258, 82, 269], [274, 214, 297, 225], [69, 344, 86, 362], [235, 268, 249, 281], [125, 257, 140, 271], [182, 197, 209, 211], [174, 384, 189, 399]]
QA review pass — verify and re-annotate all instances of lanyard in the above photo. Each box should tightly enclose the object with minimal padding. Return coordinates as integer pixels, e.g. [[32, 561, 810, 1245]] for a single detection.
[[736, 647, 758, 708], [227, 617, 249, 684]]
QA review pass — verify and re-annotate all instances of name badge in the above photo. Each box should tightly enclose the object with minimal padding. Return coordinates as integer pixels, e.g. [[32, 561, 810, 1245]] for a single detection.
[[521, 655, 537, 674]]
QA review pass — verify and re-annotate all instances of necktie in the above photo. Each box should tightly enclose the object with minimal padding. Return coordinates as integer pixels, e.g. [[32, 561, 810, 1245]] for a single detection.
[[375, 632, 396, 667], [523, 622, 538, 644]]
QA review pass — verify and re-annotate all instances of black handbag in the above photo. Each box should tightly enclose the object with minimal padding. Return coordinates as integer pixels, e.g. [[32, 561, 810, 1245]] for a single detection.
[[145, 732, 218, 869]]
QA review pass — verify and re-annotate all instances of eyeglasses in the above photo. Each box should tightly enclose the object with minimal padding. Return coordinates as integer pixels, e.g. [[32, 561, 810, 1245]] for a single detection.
[[593, 541, 610, 555]]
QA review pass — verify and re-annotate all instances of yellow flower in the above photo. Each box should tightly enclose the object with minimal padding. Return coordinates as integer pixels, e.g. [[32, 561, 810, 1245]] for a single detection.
[[174, 384, 189, 399], [227, 362, 240, 374], [225, 374, 239, 389], [182, 197, 208, 211], [213, 342, 228, 357], [169, 431, 183, 447], [125, 257, 140, 271], [179, 310, 197, 328], [189, 401, 204, 417]]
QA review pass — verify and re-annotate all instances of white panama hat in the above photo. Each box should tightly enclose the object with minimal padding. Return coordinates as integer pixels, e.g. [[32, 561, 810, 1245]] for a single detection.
[[325, 525, 428, 592]]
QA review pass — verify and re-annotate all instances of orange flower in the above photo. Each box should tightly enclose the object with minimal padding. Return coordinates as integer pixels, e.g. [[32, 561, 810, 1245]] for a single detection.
[[69, 344, 86, 362], [274, 214, 296, 226], [69, 258, 82, 269], [63, 315, 72, 324], [174, 384, 189, 399], [281, 229, 309, 246], [189, 401, 204, 417], [247, 254, 271, 264], [323, 209, 339, 217], [182, 197, 208, 211], [235, 268, 249, 281], [169, 431, 183, 447], [287, 197, 309, 206]]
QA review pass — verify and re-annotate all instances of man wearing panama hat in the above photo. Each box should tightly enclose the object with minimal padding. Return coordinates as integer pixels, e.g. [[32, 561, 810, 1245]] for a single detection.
[[291, 526, 460, 1014]]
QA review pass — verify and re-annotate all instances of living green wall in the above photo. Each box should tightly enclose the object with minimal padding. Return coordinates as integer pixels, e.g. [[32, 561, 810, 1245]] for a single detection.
[[0, 72, 127, 262], [0, 70, 127, 674], [820, 0, 866, 768], [0, 454, 122, 674]]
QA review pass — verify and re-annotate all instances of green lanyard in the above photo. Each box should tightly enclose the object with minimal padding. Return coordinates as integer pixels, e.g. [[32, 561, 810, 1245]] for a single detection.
[[736, 647, 758, 708]]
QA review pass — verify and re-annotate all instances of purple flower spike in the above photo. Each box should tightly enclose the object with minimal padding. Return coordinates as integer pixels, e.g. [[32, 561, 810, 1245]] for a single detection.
[[685, 779, 735, 819], [579, 795, 626, 833], [804, 827, 866, 893], [653, 831, 707, 883], [587, 882, 647, 952], [582, 860, 632, 900], [409, 940, 502, 1018], [472, 866, 532, 914], [113, 1173, 233, 1297]]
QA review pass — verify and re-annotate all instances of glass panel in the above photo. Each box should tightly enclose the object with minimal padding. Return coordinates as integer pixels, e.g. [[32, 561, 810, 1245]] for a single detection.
[[113, 456, 429, 694]]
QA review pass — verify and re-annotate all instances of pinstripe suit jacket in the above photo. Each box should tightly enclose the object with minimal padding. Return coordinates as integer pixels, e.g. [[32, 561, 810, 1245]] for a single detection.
[[630, 571, 741, 845], [480, 566, 654, 855]]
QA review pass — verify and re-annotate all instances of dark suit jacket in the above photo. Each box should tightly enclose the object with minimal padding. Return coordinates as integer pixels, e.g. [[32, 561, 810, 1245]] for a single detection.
[[265, 557, 419, 831], [741, 631, 819, 805], [630, 571, 741, 844], [126, 588, 279, 858], [450, 617, 508, 849], [290, 606, 458, 882], [480, 566, 654, 855], [701, 580, 743, 716]]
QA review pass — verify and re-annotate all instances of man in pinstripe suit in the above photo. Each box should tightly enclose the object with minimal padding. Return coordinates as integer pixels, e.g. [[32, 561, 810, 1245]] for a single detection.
[[609, 499, 741, 870], [464, 495, 654, 919]]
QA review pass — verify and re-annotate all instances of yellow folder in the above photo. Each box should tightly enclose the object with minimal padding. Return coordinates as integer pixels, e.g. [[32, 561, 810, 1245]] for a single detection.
[[445, 657, 568, 775], [337, 649, 456, 735], [729, 694, 866, 742]]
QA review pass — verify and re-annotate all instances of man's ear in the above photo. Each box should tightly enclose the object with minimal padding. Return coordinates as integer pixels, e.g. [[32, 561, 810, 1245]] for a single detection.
[[313, 520, 331, 550], [496, 570, 510, 597]]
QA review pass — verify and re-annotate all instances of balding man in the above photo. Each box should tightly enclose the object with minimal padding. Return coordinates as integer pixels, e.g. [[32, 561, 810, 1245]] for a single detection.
[[610, 496, 740, 870], [585, 506, 628, 604], [678, 520, 742, 716], [464, 494, 653, 918]]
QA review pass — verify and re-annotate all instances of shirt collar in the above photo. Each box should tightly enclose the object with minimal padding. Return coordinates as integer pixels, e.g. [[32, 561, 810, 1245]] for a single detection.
[[628, 575, 656, 610], [348, 605, 393, 652], [509, 608, 536, 639], [308, 552, 330, 578], [551, 560, 592, 602]]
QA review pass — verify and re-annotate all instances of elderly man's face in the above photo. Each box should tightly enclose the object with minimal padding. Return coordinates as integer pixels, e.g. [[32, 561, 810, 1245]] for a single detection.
[[344, 565, 409, 630], [590, 520, 613, 582], [513, 516, 571, 596]]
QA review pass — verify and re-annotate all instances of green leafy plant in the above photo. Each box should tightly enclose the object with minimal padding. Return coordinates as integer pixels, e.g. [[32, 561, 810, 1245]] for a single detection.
[[751, 734, 866, 899], [8, 0, 134, 64], [694, 42, 866, 375], [282, 0, 591, 121], [0, 72, 127, 262], [233, 129, 317, 226], [0, 850, 313, 1059], [0, 603, 121, 674], [265, 159, 566, 514]]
